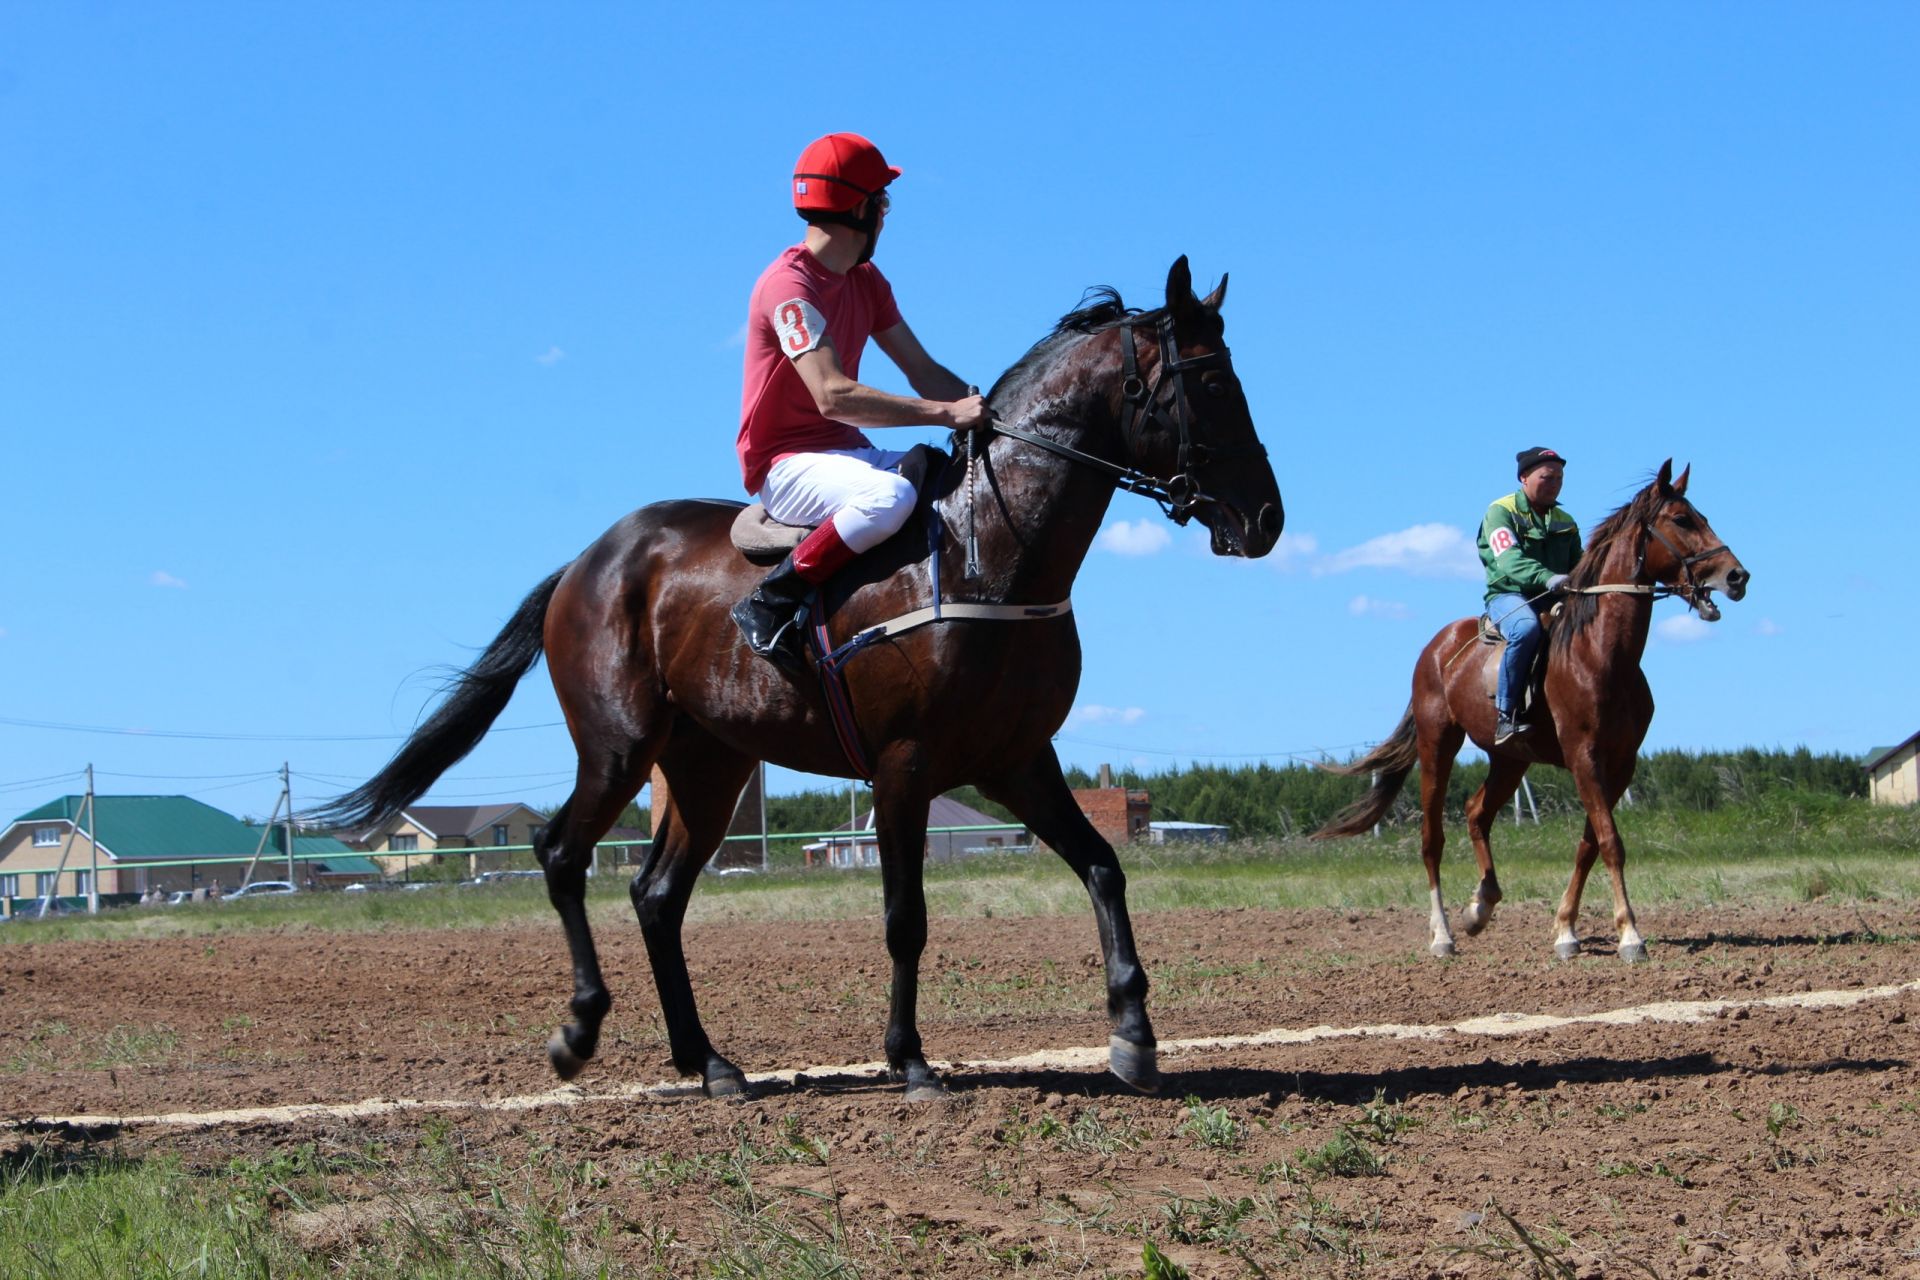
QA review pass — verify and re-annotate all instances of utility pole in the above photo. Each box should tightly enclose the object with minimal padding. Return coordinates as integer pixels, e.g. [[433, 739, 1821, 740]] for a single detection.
[[39, 766, 95, 918], [757, 762, 769, 872], [240, 766, 295, 890], [86, 764, 98, 914], [283, 762, 295, 885]]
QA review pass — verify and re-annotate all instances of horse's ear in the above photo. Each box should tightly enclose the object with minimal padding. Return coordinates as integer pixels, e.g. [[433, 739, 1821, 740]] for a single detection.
[[1199, 272, 1228, 312], [1655, 458, 1674, 495], [1165, 256, 1194, 313], [1672, 463, 1691, 495]]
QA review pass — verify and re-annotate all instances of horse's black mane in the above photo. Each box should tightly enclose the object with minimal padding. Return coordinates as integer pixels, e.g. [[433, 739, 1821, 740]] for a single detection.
[[981, 286, 1194, 420], [1552, 474, 1694, 650]]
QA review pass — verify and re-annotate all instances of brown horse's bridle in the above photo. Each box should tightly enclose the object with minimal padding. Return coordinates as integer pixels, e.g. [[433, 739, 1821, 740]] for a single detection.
[[1637, 513, 1729, 608], [986, 314, 1268, 527]]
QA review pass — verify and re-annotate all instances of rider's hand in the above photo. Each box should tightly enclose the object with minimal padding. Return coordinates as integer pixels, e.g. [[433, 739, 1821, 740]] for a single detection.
[[1546, 574, 1570, 593], [947, 394, 992, 433]]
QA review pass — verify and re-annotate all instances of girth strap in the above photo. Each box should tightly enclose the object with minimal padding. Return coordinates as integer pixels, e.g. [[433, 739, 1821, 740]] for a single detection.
[[803, 486, 1072, 781]]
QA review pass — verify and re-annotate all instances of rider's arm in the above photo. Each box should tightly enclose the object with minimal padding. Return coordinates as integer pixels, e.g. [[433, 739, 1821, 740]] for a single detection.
[[873, 321, 970, 402], [791, 337, 988, 431]]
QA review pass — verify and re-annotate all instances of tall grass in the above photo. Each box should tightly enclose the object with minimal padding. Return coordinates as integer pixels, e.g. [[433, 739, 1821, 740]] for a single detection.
[[5, 794, 1915, 944]]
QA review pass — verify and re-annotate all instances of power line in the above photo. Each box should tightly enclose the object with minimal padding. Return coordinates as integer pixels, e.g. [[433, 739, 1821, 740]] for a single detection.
[[1053, 733, 1377, 762], [0, 714, 565, 742]]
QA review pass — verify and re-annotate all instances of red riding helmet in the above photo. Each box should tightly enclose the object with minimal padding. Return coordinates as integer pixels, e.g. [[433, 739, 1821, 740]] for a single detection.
[[792, 133, 901, 213]]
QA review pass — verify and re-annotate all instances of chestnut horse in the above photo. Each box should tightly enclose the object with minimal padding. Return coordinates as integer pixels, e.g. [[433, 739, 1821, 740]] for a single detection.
[[1312, 462, 1747, 962], [317, 258, 1282, 1099]]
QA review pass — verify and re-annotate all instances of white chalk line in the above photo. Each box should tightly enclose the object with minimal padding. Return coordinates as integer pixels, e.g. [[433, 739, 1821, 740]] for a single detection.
[[20, 978, 1918, 1132]]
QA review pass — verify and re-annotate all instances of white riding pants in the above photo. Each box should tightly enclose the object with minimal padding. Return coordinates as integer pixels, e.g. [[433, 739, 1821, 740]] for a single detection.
[[757, 446, 916, 553]]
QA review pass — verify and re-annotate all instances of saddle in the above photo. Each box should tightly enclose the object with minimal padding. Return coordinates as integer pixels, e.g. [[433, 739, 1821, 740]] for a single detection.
[[728, 443, 947, 564], [1477, 602, 1560, 714]]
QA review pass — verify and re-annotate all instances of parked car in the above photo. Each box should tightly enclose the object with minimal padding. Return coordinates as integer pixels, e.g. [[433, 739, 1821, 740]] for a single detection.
[[165, 890, 196, 906], [226, 880, 298, 900], [463, 870, 544, 887]]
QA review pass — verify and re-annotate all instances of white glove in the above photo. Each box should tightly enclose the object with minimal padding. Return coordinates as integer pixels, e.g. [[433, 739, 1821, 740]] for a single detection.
[[1545, 574, 1570, 593]]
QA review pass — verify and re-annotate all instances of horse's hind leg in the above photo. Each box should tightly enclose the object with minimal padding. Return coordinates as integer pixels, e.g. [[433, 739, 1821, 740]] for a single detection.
[[634, 730, 758, 1097], [1417, 723, 1466, 958], [1460, 754, 1528, 938], [540, 747, 658, 1081], [979, 745, 1159, 1094]]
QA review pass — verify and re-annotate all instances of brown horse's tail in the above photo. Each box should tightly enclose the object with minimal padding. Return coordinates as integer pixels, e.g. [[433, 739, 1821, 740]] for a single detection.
[[308, 567, 568, 833], [1310, 705, 1420, 839]]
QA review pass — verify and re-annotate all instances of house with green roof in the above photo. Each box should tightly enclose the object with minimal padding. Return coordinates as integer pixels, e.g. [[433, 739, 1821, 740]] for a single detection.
[[1, 794, 379, 912]]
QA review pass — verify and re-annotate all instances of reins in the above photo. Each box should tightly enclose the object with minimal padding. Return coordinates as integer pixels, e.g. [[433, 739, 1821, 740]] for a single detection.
[[1444, 510, 1725, 674], [977, 313, 1266, 527]]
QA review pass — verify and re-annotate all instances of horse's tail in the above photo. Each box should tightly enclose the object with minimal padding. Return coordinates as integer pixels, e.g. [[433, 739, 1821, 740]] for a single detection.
[[310, 567, 568, 832], [1309, 705, 1420, 840]]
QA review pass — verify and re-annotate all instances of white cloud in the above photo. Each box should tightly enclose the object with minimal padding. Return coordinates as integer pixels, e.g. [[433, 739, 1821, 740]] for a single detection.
[[1073, 704, 1146, 726], [723, 323, 750, 349], [1095, 519, 1172, 557], [1314, 523, 1481, 579], [1655, 613, 1715, 644], [1268, 530, 1319, 571], [150, 571, 188, 589], [534, 346, 566, 366], [1753, 618, 1783, 637], [1347, 594, 1410, 620]]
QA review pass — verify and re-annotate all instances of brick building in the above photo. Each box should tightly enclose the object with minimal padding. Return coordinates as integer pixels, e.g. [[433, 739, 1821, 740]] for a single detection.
[[1070, 786, 1152, 845]]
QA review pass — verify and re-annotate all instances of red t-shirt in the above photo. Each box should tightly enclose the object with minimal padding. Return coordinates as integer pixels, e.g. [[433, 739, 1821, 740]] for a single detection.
[[736, 245, 903, 492]]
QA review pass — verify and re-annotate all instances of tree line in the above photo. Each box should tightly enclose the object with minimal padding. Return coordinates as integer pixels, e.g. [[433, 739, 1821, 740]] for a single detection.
[[616, 747, 1865, 842]]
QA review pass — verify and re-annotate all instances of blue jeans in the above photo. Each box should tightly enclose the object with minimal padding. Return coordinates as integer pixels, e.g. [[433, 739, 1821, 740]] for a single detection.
[[1487, 593, 1543, 715]]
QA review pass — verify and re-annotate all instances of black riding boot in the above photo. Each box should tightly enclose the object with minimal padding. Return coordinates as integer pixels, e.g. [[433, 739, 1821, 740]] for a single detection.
[[1494, 705, 1530, 746], [731, 555, 813, 675]]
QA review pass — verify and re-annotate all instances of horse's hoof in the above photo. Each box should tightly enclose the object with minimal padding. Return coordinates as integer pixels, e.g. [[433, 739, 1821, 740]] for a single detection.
[[904, 1079, 950, 1104], [1554, 940, 1581, 962], [1618, 942, 1648, 965], [546, 1029, 588, 1081], [1430, 940, 1457, 959], [702, 1069, 754, 1100], [1462, 908, 1491, 937], [1109, 1036, 1161, 1094]]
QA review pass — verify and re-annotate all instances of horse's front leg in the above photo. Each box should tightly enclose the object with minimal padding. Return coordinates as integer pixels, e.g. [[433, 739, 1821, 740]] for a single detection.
[[980, 745, 1159, 1093], [871, 746, 944, 1101], [1566, 767, 1645, 963]]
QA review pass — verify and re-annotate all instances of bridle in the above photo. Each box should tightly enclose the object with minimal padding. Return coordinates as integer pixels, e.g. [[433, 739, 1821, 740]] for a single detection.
[[1570, 506, 1729, 610], [983, 313, 1267, 527]]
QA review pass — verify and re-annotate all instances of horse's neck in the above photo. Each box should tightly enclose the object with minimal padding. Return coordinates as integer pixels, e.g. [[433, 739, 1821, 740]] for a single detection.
[[936, 389, 1120, 604], [1572, 537, 1655, 672]]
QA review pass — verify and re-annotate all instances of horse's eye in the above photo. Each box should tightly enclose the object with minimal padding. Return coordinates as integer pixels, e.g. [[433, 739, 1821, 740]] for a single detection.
[[1204, 377, 1228, 398], [1673, 512, 1697, 530]]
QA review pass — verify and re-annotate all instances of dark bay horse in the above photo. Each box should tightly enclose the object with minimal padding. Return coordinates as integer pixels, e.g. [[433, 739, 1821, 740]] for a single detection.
[[317, 258, 1282, 1100], [1312, 462, 1747, 962]]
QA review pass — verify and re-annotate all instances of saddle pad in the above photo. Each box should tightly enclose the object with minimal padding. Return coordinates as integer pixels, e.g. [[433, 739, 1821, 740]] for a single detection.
[[730, 504, 812, 562], [1481, 636, 1507, 701]]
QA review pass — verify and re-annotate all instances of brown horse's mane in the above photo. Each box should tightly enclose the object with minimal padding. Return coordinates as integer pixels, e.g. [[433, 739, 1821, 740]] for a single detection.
[[1552, 474, 1701, 650]]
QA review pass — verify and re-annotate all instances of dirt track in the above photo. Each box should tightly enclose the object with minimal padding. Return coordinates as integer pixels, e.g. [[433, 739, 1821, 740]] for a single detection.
[[6, 900, 1919, 1277]]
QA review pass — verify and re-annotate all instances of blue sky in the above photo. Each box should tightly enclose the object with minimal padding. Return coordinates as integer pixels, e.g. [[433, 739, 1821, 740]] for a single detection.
[[4, 4, 1915, 824]]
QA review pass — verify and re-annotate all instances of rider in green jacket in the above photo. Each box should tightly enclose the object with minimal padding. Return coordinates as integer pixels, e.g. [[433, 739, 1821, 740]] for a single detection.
[[1477, 446, 1582, 744]]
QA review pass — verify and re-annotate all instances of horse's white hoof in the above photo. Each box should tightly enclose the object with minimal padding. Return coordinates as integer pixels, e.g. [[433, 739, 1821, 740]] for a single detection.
[[1429, 940, 1456, 959], [1618, 942, 1648, 964], [1554, 940, 1581, 962], [1109, 1036, 1160, 1094]]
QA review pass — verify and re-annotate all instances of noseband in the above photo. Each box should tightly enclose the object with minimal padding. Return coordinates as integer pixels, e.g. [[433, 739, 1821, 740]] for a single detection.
[[985, 314, 1268, 526]]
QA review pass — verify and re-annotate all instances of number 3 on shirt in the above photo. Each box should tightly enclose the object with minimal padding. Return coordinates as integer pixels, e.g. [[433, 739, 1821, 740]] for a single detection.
[[775, 298, 827, 356]]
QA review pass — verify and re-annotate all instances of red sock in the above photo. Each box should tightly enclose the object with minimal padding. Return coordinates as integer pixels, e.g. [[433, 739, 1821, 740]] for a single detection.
[[792, 519, 856, 584]]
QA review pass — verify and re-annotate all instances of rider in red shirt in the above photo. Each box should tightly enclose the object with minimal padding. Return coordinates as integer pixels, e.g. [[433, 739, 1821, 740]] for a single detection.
[[731, 133, 990, 673]]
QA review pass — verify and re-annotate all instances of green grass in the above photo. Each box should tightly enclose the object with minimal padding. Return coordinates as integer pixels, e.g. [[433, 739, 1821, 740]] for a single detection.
[[6, 796, 1915, 945], [0, 1134, 634, 1280]]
